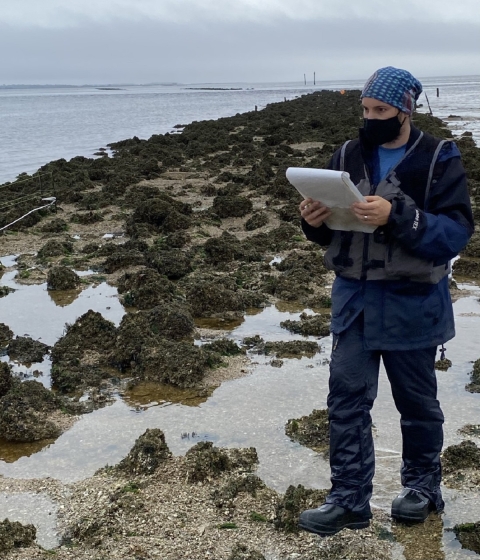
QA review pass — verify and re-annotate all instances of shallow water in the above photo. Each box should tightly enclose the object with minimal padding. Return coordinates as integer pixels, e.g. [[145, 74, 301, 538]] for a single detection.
[[1, 262, 480, 556], [0, 492, 59, 550], [0, 268, 125, 346], [0, 355, 52, 388], [0, 437, 55, 463]]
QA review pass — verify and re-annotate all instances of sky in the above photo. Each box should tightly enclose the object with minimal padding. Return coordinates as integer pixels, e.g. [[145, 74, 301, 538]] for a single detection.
[[0, 0, 479, 85]]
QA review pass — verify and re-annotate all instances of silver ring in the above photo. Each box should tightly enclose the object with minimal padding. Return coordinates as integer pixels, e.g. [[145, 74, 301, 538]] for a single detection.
[[364, 215, 368, 220]]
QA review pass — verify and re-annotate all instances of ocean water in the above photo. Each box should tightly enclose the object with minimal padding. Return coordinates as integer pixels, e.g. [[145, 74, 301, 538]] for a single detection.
[[0, 75, 479, 185], [417, 75, 480, 145]]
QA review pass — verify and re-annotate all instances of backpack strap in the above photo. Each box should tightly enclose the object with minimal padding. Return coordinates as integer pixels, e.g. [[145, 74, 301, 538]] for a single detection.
[[424, 140, 447, 210], [339, 140, 352, 171]]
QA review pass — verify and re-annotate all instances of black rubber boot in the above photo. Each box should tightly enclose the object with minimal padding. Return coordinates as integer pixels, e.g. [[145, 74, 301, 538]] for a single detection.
[[298, 503, 371, 536], [391, 488, 436, 523]]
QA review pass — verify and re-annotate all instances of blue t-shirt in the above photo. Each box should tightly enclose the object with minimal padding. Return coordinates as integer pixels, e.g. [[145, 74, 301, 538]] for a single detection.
[[374, 144, 406, 184]]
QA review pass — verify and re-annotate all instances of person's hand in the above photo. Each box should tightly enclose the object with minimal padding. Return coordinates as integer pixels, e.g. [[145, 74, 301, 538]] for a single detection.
[[299, 198, 332, 228], [352, 196, 392, 226]]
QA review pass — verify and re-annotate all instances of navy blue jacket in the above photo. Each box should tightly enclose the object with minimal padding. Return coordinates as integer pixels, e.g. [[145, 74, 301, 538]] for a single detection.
[[302, 126, 474, 350]]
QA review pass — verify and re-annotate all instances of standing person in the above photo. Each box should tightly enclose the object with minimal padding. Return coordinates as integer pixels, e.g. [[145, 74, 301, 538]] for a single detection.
[[298, 67, 474, 536]]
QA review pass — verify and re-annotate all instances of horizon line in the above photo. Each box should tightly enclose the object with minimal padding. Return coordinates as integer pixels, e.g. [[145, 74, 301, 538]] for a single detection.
[[1, 74, 479, 89]]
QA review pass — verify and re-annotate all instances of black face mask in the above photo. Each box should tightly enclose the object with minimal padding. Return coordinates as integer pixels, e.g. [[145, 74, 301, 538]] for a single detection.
[[363, 114, 403, 146]]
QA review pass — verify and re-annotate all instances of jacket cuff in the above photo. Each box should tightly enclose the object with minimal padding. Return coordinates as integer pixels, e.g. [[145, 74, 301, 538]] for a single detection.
[[388, 195, 427, 244]]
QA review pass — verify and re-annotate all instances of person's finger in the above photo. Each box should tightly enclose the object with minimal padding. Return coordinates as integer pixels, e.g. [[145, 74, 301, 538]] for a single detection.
[[305, 207, 330, 221], [301, 201, 327, 219], [353, 207, 368, 218], [310, 207, 329, 219], [299, 198, 313, 212], [352, 202, 370, 211], [305, 208, 332, 226]]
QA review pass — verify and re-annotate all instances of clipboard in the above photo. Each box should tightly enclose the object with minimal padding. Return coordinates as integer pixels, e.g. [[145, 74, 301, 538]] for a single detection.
[[286, 167, 377, 233]]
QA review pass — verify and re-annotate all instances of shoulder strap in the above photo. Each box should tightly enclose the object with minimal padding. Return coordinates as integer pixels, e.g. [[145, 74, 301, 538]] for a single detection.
[[339, 140, 352, 171], [424, 140, 447, 210]]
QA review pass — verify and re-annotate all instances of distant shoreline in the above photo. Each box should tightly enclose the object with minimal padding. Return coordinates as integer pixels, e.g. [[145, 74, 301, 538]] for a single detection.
[[186, 87, 245, 91], [0, 73, 479, 90], [0, 83, 181, 90]]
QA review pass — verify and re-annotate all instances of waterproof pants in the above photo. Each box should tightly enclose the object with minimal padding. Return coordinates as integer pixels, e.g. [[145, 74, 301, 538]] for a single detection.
[[326, 314, 445, 514]]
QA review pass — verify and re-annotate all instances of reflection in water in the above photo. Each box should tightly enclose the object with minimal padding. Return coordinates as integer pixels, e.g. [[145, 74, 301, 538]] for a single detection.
[[453, 522, 480, 556], [194, 307, 267, 332], [194, 316, 244, 330], [231, 304, 327, 344], [1, 355, 52, 388], [47, 287, 82, 307], [274, 301, 309, 314], [0, 273, 124, 345], [245, 307, 266, 317], [392, 513, 445, 560], [0, 438, 55, 463], [123, 382, 211, 409]]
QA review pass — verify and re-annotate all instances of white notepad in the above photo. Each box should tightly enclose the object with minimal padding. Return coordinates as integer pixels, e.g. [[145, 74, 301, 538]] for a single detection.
[[286, 167, 376, 233]]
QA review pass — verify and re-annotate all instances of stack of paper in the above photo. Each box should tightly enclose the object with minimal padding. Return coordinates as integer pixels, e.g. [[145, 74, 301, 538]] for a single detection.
[[286, 167, 376, 233]]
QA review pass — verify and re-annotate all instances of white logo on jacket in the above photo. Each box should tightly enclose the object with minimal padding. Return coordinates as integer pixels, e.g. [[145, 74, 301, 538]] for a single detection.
[[413, 209, 420, 231]]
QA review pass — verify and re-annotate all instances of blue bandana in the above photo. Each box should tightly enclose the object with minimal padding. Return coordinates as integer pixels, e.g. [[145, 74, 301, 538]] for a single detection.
[[361, 66, 423, 115]]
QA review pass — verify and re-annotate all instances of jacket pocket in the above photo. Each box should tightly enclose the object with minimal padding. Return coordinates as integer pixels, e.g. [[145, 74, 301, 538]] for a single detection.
[[385, 240, 439, 283], [382, 282, 442, 338]]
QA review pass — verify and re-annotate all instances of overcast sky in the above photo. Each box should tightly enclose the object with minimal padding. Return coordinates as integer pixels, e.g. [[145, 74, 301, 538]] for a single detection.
[[1, 0, 479, 85]]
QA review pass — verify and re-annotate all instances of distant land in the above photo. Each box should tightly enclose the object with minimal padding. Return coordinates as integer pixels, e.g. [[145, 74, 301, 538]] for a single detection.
[[0, 83, 181, 89]]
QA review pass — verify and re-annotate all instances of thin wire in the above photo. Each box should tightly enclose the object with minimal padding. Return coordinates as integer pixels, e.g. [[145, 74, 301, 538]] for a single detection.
[[0, 192, 42, 211], [0, 198, 56, 232], [0, 171, 52, 191]]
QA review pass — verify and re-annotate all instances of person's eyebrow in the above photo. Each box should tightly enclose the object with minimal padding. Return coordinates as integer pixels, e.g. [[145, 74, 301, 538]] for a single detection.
[[362, 104, 389, 109]]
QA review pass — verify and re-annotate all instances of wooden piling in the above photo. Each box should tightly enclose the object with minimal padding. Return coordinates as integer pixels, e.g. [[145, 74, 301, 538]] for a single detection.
[[425, 93, 433, 116]]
